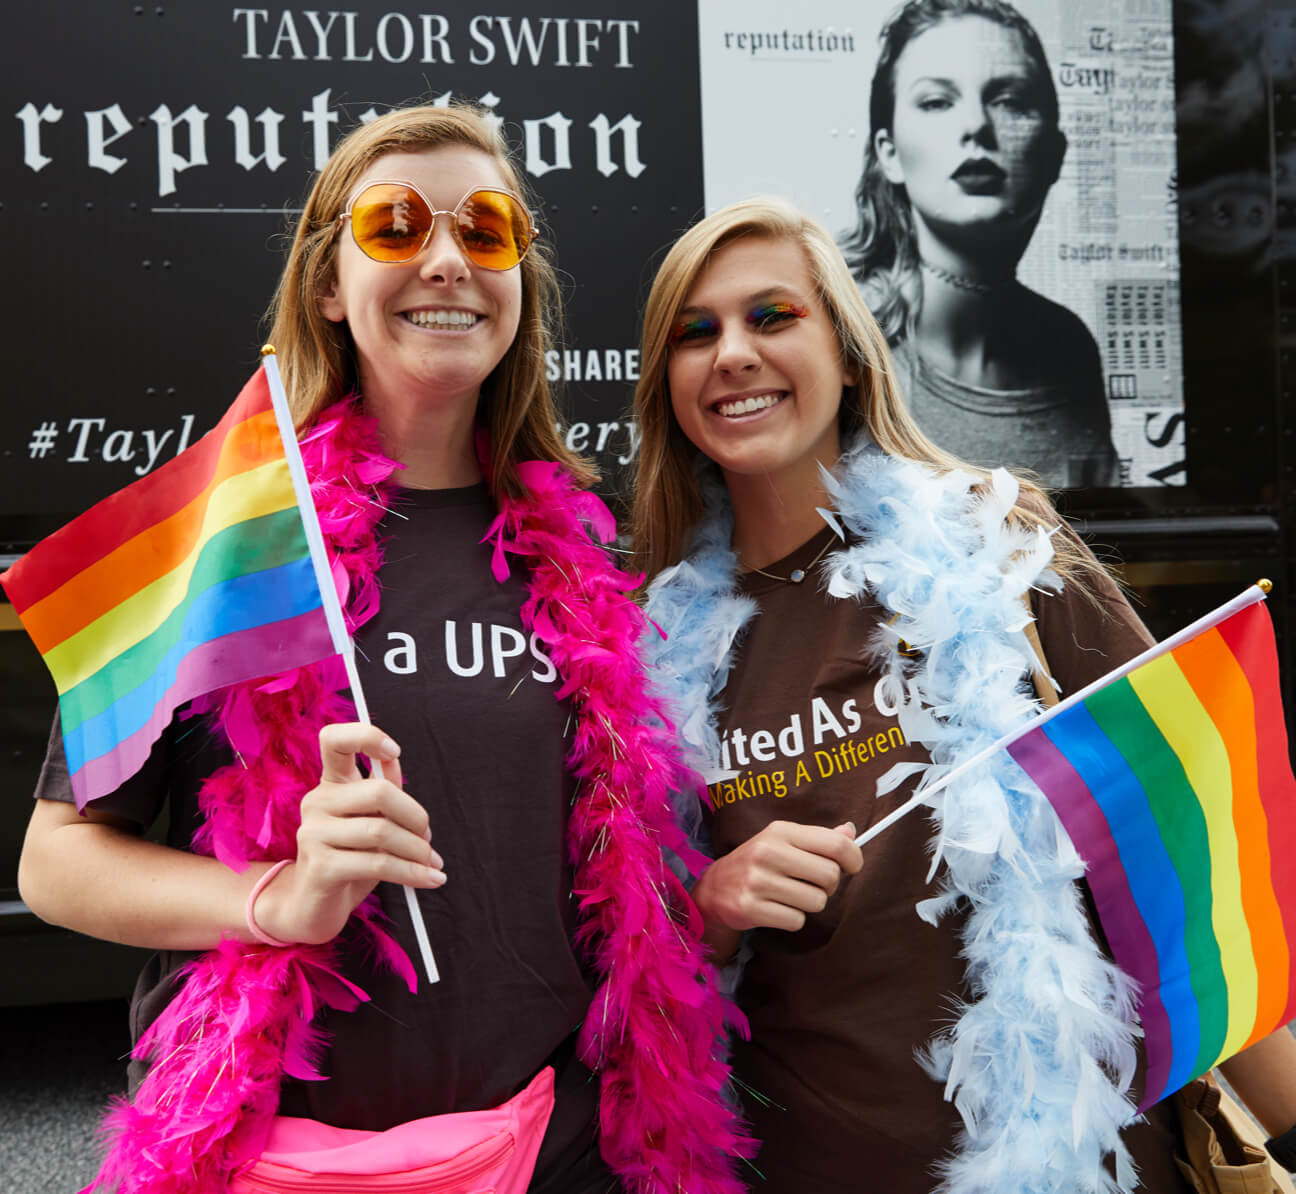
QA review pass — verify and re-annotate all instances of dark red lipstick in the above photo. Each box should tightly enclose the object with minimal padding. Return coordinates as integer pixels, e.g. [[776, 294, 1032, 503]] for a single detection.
[[951, 158, 1007, 194]]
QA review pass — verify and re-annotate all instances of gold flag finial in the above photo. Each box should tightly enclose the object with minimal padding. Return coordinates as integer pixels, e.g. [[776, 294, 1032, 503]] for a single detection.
[[260, 343, 277, 357], [1258, 578, 1273, 595]]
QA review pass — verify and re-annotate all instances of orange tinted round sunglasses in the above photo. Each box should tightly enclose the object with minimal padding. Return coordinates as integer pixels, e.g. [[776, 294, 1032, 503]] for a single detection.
[[338, 180, 538, 270]]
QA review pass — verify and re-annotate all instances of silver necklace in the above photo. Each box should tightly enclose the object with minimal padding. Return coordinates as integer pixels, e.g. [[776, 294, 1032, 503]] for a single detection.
[[920, 259, 1013, 295], [744, 533, 835, 584]]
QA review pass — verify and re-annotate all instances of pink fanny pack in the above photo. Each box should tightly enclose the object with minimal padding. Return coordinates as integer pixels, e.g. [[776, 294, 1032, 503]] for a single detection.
[[228, 1066, 555, 1194]]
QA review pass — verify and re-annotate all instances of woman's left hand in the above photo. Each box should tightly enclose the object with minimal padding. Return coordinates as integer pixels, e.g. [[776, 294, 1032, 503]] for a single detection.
[[251, 722, 445, 946]]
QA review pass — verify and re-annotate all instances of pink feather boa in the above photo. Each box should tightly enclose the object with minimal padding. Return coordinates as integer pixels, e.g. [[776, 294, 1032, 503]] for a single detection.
[[83, 400, 752, 1194], [483, 457, 753, 1191]]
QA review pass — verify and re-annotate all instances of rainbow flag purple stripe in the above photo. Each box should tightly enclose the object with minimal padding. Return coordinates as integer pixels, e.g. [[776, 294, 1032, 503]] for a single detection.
[[1007, 598, 1296, 1108]]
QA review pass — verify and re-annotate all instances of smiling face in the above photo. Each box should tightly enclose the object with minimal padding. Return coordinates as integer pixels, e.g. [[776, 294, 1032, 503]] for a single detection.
[[874, 15, 1063, 239], [666, 235, 852, 490], [319, 144, 523, 414]]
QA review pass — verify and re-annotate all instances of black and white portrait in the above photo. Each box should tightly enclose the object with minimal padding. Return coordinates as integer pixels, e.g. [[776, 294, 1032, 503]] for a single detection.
[[698, 0, 1184, 489], [842, 0, 1114, 487]]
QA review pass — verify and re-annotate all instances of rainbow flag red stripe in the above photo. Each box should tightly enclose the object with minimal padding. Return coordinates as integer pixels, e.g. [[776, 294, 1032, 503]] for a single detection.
[[2, 369, 336, 808], [1006, 598, 1296, 1108]]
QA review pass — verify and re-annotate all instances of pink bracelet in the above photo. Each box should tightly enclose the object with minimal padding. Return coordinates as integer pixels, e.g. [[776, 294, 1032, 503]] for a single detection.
[[245, 859, 293, 947]]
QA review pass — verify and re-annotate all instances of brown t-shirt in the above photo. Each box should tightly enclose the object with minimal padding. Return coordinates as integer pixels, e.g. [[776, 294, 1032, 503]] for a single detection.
[[706, 524, 1188, 1194], [36, 483, 617, 1194]]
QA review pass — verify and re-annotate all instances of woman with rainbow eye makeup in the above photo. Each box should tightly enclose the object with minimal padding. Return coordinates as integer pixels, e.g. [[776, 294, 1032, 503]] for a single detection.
[[841, 0, 1117, 489], [17, 104, 752, 1194], [631, 196, 1296, 1194]]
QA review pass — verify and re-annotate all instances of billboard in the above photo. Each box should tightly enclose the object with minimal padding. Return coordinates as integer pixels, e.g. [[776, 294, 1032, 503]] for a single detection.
[[4, 2, 700, 542], [698, 0, 1184, 489], [0, 0, 1228, 554]]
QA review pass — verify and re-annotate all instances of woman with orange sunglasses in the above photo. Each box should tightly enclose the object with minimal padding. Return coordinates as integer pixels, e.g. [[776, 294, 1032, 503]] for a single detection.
[[19, 104, 750, 1194]]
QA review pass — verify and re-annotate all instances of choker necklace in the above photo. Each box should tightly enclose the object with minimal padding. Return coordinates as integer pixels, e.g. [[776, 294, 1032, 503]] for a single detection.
[[744, 532, 835, 584], [920, 259, 1013, 295]]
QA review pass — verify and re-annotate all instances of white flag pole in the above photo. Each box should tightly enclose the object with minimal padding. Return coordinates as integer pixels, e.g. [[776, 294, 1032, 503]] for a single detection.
[[261, 346, 440, 985], [854, 581, 1272, 849]]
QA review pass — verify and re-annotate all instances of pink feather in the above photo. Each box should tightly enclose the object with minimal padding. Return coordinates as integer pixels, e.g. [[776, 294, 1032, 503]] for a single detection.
[[495, 463, 755, 1192], [84, 397, 751, 1193], [84, 399, 400, 1194]]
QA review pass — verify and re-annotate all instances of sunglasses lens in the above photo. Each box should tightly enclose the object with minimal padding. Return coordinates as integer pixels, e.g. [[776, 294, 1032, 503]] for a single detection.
[[456, 190, 533, 270], [349, 184, 433, 262]]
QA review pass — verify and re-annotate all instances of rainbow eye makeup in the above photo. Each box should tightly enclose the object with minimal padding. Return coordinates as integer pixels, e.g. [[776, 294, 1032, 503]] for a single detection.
[[667, 300, 809, 346], [747, 301, 809, 328], [668, 315, 719, 346]]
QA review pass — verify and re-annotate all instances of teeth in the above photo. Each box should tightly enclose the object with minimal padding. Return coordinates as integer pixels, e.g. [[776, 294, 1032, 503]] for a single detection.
[[404, 309, 479, 328], [716, 393, 783, 418]]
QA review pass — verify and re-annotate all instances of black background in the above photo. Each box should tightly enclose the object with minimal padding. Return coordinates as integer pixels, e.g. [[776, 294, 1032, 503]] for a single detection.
[[3, 0, 701, 538], [2, 0, 1295, 1003]]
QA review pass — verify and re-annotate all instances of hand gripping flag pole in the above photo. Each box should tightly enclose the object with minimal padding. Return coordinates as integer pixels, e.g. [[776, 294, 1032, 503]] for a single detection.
[[1, 348, 438, 985], [260, 346, 439, 984]]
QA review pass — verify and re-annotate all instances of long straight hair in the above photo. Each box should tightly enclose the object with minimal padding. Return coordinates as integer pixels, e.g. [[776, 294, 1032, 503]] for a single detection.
[[264, 103, 594, 496], [840, 0, 1063, 343], [630, 197, 1097, 590]]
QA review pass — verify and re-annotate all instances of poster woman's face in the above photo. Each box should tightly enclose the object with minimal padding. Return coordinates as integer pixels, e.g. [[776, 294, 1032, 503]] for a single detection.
[[874, 15, 1063, 237]]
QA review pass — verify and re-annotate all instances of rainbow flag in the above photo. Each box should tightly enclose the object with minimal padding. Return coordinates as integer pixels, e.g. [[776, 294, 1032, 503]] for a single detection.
[[1005, 590, 1296, 1109], [2, 365, 340, 809]]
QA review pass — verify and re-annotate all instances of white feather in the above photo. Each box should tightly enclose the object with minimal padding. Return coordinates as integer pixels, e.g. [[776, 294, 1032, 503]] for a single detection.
[[876, 759, 930, 795], [816, 505, 847, 540], [643, 440, 1141, 1194], [825, 567, 857, 599]]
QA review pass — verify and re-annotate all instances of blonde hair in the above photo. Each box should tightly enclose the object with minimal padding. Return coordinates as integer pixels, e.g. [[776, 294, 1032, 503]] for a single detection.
[[264, 103, 593, 495], [630, 196, 1095, 587]]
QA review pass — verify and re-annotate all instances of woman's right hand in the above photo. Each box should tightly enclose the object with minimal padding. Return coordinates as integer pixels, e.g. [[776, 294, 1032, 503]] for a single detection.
[[252, 723, 446, 946], [689, 820, 862, 961]]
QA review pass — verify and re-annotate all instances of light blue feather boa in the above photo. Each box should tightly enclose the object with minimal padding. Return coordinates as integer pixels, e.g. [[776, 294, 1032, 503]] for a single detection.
[[643, 438, 1144, 1194]]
